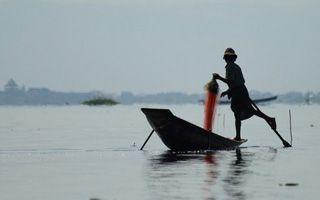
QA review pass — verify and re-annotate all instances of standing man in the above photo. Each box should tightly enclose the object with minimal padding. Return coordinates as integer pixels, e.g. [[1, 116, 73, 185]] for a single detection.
[[213, 48, 276, 141]]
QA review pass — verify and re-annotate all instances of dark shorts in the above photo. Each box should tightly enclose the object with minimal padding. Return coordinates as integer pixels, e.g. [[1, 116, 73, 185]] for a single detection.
[[230, 85, 255, 120]]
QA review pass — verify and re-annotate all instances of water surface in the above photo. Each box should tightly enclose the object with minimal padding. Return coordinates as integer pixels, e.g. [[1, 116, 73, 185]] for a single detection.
[[0, 104, 319, 199]]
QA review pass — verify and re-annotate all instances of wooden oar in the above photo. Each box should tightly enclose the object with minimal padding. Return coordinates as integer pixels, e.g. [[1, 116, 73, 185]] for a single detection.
[[272, 129, 292, 147], [250, 99, 292, 147], [140, 130, 154, 150]]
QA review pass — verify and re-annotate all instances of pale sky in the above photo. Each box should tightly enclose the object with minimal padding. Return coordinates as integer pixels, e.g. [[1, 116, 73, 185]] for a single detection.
[[0, 0, 319, 94]]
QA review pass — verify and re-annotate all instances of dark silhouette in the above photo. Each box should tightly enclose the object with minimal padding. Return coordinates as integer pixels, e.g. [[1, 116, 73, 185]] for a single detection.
[[141, 108, 246, 151], [213, 48, 277, 141]]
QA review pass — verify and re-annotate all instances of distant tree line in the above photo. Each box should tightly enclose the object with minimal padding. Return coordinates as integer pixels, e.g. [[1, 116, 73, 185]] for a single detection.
[[0, 79, 102, 105], [0, 79, 319, 105]]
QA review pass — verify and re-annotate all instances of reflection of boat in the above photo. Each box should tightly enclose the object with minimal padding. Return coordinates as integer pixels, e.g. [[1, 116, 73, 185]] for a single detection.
[[149, 150, 204, 164], [141, 108, 246, 151], [219, 96, 277, 104]]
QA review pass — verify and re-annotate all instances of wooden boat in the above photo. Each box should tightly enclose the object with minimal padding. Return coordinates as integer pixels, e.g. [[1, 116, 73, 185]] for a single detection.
[[141, 108, 246, 151]]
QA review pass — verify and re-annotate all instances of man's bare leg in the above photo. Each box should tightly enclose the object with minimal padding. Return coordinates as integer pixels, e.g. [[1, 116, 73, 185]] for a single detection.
[[254, 110, 276, 130], [234, 112, 241, 141]]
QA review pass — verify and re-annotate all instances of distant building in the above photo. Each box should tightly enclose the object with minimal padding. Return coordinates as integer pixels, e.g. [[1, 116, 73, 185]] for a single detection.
[[5, 78, 19, 92], [4, 78, 25, 94]]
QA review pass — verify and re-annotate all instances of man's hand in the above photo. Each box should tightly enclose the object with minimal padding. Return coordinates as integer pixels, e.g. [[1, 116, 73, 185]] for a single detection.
[[213, 73, 221, 80], [221, 90, 229, 98]]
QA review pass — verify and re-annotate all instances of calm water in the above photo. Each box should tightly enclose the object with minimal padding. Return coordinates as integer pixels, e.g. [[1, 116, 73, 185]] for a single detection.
[[0, 104, 319, 200]]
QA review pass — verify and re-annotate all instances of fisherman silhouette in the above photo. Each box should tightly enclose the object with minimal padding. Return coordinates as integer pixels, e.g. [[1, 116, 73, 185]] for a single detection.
[[213, 48, 276, 141]]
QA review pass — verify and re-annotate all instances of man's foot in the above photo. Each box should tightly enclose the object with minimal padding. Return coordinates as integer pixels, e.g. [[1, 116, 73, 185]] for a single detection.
[[267, 117, 277, 130], [233, 137, 242, 141]]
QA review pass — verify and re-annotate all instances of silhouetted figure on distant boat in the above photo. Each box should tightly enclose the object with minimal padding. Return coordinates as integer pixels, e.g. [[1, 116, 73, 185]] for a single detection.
[[213, 48, 276, 141]]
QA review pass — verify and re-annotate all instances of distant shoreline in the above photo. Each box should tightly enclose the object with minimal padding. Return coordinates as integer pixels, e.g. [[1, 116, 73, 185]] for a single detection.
[[0, 79, 318, 105]]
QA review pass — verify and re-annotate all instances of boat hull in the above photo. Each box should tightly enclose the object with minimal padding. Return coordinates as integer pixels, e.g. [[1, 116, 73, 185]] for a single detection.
[[141, 108, 246, 151]]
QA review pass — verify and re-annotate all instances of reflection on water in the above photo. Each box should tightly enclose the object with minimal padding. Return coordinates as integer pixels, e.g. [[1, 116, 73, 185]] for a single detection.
[[149, 150, 205, 164], [222, 148, 253, 200], [146, 149, 260, 200], [203, 153, 219, 200]]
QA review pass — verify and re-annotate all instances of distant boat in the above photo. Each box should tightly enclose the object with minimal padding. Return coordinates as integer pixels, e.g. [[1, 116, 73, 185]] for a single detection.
[[141, 108, 247, 151], [199, 95, 277, 105], [82, 98, 119, 106], [219, 95, 278, 104]]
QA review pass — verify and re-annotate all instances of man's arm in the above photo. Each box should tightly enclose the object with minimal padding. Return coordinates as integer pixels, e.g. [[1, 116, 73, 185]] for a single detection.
[[212, 73, 232, 99], [213, 73, 231, 85]]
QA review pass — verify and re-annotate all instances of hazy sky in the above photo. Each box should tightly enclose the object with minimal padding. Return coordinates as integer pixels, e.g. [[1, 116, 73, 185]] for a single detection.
[[0, 0, 319, 94]]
